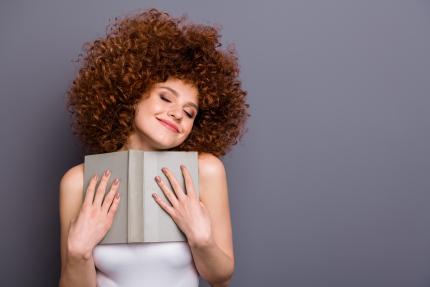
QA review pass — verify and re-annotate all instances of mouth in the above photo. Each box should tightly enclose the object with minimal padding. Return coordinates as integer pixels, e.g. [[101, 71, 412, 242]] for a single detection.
[[157, 118, 180, 133]]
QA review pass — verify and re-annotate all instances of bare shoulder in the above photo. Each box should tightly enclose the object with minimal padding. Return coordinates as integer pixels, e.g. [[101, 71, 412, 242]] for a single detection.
[[198, 152, 226, 180], [59, 162, 85, 222], [60, 163, 84, 194], [197, 152, 228, 200]]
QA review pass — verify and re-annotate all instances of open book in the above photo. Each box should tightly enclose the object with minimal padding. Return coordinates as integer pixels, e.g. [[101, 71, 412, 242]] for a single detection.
[[83, 150, 199, 244]]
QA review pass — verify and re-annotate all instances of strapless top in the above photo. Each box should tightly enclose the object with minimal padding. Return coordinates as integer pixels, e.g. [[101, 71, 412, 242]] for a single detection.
[[92, 241, 199, 287]]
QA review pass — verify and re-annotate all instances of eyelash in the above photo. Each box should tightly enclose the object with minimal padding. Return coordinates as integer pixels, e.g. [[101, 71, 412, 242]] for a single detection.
[[160, 95, 194, 118]]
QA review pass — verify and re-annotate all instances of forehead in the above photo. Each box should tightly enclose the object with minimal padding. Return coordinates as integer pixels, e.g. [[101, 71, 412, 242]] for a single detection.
[[153, 78, 199, 100]]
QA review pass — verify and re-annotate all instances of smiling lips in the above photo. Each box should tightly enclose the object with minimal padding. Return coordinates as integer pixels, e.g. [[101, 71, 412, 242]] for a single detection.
[[157, 118, 180, 133]]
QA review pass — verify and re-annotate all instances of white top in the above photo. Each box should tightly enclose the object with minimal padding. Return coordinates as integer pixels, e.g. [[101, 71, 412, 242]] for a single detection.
[[93, 241, 199, 287]]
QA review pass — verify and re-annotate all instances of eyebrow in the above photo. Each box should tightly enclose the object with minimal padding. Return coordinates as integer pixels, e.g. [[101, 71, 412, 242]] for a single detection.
[[158, 86, 199, 111]]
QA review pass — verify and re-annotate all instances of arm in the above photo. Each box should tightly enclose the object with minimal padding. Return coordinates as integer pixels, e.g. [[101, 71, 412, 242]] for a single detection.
[[189, 153, 235, 287], [59, 253, 96, 287], [59, 164, 121, 287], [58, 164, 96, 287], [152, 153, 236, 286]]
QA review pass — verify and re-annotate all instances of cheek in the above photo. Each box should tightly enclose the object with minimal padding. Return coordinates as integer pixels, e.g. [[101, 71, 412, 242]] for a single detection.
[[135, 100, 157, 119], [133, 109, 144, 125], [133, 107, 153, 130], [183, 122, 195, 136]]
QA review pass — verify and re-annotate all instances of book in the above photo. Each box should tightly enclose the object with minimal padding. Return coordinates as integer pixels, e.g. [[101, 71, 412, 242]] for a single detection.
[[83, 150, 199, 244]]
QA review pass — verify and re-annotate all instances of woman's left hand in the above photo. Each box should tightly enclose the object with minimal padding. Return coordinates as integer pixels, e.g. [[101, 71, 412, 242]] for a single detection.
[[152, 164, 213, 247]]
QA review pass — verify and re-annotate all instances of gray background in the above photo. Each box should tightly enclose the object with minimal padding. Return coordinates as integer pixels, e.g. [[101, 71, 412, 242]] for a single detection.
[[1, 0, 429, 286]]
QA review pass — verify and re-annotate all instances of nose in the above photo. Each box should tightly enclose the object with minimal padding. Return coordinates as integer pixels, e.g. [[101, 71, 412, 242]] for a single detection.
[[168, 106, 183, 120]]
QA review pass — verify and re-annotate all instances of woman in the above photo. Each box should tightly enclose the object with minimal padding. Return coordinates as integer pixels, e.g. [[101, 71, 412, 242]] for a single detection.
[[59, 8, 249, 287]]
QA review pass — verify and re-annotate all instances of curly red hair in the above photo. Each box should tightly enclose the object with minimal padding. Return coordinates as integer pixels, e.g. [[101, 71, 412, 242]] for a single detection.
[[66, 8, 250, 157]]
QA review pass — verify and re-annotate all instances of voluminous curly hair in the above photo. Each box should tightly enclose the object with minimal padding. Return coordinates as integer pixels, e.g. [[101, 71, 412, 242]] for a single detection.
[[66, 8, 250, 158]]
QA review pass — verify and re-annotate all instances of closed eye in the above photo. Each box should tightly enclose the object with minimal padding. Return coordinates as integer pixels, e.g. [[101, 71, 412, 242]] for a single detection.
[[161, 94, 194, 119], [160, 95, 171, 102]]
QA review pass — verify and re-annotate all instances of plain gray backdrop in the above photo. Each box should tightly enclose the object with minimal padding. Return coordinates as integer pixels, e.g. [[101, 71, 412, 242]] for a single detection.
[[1, 0, 429, 286]]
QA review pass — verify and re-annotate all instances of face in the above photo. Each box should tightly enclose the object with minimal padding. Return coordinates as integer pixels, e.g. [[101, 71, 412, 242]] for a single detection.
[[123, 77, 199, 151]]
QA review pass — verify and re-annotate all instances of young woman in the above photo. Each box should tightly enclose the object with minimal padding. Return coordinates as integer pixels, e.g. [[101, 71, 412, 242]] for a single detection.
[[59, 8, 249, 287]]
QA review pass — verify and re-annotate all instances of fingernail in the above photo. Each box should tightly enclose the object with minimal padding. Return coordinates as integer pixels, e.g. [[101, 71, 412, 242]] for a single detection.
[[115, 191, 120, 199], [104, 169, 110, 176], [113, 178, 119, 185]]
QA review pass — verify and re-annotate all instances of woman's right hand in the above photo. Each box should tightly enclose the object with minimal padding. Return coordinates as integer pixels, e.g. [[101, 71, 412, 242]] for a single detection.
[[67, 169, 121, 260]]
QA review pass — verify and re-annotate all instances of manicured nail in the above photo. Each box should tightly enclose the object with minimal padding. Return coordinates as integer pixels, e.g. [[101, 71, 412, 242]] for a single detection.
[[104, 169, 110, 176], [113, 178, 119, 185]]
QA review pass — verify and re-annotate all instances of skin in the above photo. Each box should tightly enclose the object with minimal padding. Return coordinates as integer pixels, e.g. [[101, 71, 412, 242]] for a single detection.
[[120, 77, 200, 151], [60, 77, 235, 287]]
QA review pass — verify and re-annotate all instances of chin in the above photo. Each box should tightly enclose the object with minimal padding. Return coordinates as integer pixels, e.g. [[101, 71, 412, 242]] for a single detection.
[[135, 124, 188, 150], [153, 141, 180, 150], [148, 135, 185, 150]]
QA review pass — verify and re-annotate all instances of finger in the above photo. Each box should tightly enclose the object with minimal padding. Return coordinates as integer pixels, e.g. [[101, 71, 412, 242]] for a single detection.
[[107, 191, 121, 218], [152, 193, 176, 217], [155, 176, 179, 207], [94, 169, 111, 207], [101, 178, 120, 213], [161, 167, 185, 200], [83, 174, 98, 207], [180, 164, 197, 199]]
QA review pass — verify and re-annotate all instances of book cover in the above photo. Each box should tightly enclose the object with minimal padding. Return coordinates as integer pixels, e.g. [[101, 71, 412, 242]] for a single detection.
[[83, 150, 199, 244]]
